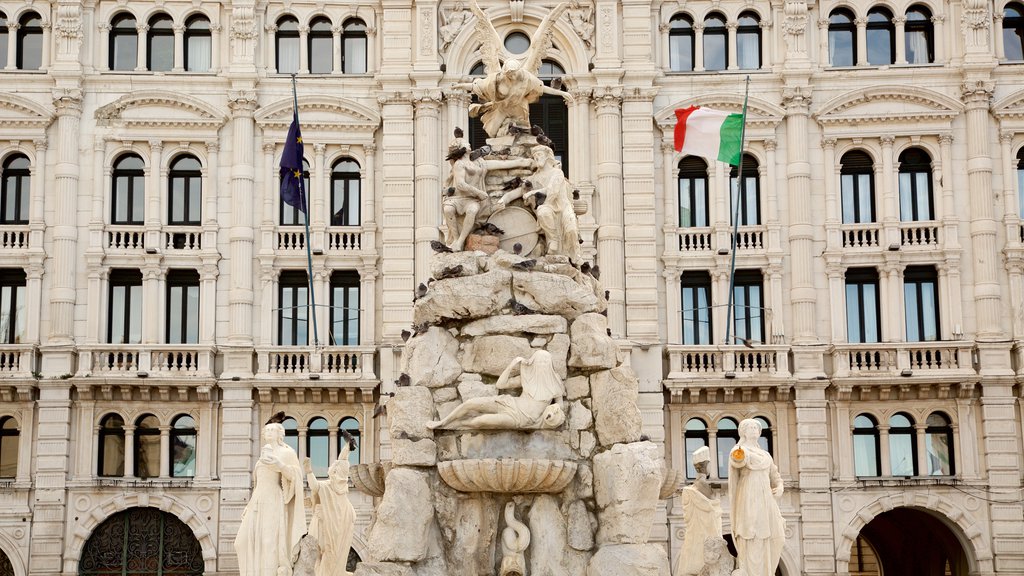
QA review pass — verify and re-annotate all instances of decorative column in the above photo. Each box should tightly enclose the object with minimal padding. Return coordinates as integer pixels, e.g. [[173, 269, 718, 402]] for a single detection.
[[854, 17, 867, 65], [4, 23, 17, 70], [159, 426, 171, 478], [879, 136, 898, 247], [331, 24, 342, 73], [30, 139, 47, 250], [146, 140, 164, 248], [97, 23, 111, 71], [764, 139, 782, 251], [123, 425, 136, 478], [893, 16, 907, 64], [210, 24, 222, 72], [366, 25, 377, 74], [931, 16, 946, 62], [693, 24, 705, 71], [827, 264, 845, 342], [200, 263, 218, 345], [40, 20, 51, 69], [782, 87, 818, 349], [298, 24, 310, 74], [570, 88, 596, 256], [358, 267, 377, 347], [726, 22, 738, 69], [203, 141, 220, 249], [993, 14, 1005, 59], [914, 423, 928, 475], [413, 90, 443, 284], [313, 143, 327, 251], [361, 143, 377, 249], [817, 19, 829, 65], [328, 428, 339, 465], [297, 426, 308, 460], [264, 24, 277, 73], [142, 265, 161, 344], [136, 24, 149, 71], [1000, 133, 1020, 244], [25, 263, 43, 346], [173, 24, 185, 71], [593, 87, 625, 336], [822, 138, 840, 250], [938, 134, 959, 250]]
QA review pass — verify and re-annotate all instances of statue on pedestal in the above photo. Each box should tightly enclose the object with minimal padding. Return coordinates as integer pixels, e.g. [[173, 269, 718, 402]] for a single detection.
[[728, 419, 785, 576], [303, 432, 358, 576], [234, 416, 306, 576], [676, 446, 724, 576]]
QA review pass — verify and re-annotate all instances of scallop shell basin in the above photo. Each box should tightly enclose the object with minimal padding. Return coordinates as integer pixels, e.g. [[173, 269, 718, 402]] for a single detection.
[[438, 458, 578, 493]]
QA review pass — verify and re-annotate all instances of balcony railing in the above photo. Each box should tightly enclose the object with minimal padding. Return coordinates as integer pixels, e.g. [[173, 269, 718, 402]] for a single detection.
[[107, 226, 146, 251], [677, 227, 713, 252], [0, 226, 30, 250], [831, 341, 975, 378], [77, 345, 215, 377], [841, 223, 881, 249], [666, 344, 790, 379], [900, 222, 940, 247], [257, 346, 376, 379], [277, 229, 306, 251], [327, 227, 363, 252], [163, 227, 203, 252], [0, 344, 37, 376], [732, 226, 765, 250]]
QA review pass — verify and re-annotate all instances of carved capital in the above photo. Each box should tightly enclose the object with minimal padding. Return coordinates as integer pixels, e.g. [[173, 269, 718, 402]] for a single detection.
[[879, 135, 895, 146], [931, 15, 946, 23], [817, 18, 829, 28], [7, 23, 20, 32], [658, 22, 670, 33], [763, 138, 777, 151], [51, 88, 83, 112], [960, 80, 994, 104], [264, 23, 278, 33], [173, 24, 186, 33], [821, 137, 837, 149], [227, 90, 259, 112], [661, 142, 676, 154], [999, 132, 1014, 145], [592, 86, 623, 109], [33, 138, 48, 152], [298, 24, 310, 34], [365, 27, 377, 37], [726, 22, 739, 30], [854, 17, 867, 26], [148, 140, 164, 152], [939, 133, 954, 145], [412, 89, 444, 108], [263, 142, 277, 154], [892, 16, 907, 25], [136, 24, 150, 33], [377, 92, 412, 106], [313, 143, 327, 155], [97, 23, 112, 32], [781, 87, 811, 111], [205, 140, 220, 154]]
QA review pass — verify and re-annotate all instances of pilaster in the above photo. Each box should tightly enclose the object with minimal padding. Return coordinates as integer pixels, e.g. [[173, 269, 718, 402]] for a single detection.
[[592, 86, 625, 337], [29, 382, 73, 575], [378, 92, 416, 339], [412, 90, 443, 284], [793, 383, 834, 575]]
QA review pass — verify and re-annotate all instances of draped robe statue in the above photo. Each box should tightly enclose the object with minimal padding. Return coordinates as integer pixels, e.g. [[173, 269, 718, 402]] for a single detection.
[[304, 444, 357, 576], [728, 419, 785, 576], [676, 446, 723, 576]]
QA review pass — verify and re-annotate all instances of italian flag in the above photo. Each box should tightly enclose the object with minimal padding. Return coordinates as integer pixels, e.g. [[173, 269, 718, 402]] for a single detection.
[[674, 106, 744, 166]]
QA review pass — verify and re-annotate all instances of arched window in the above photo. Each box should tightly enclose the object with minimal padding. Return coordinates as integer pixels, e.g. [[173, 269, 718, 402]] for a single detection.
[[866, 8, 895, 65], [276, 16, 300, 74], [282, 417, 299, 453], [340, 417, 360, 464], [853, 414, 880, 477], [925, 412, 954, 475], [754, 416, 773, 454], [681, 270, 712, 345], [281, 158, 310, 226], [170, 415, 196, 478], [703, 14, 727, 71], [16, 12, 43, 70], [683, 418, 708, 478], [169, 155, 202, 225], [147, 14, 174, 71], [0, 415, 18, 478], [307, 417, 329, 477], [331, 158, 361, 226], [889, 413, 917, 476], [668, 14, 695, 71], [110, 13, 139, 71], [840, 150, 875, 223], [736, 12, 761, 69], [678, 157, 709, 227], [184, 15, 212, 72], [0, 12, 7, 69], [905, 6, 934, 64], [341, 18, 368, 74], [504, 31, 530, 54], [729, 154, 760, 225], [898, 147, 934, 221], [1003, 2, 1024, 60], [135, 414, 161, 479], [309, 17, 333, 74], [1, 154, 30, 225], [828, 9, 857, 66], [98, 414, 126, 477], [80, 507, 204, 576], [716, 417, 739, 478], [112, 154, 145, 225]]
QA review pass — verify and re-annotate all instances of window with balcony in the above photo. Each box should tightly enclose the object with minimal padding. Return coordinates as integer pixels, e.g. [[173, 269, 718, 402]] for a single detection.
[[904, 265, 939, 342], [110, 14, 138, 71], [340, 417, 360, 464], [184, 15, 212, 72], [754, 416, 773, 454], [308, 417, 329, 477], [889, 412, 917, 476], [898, 148, 934, 221], [846, 267, 880, 343], [134, 414, 160, 479], [330, 271, 360, 346], [703, 14, 728, 71], [282, 416, 299, 453], [0, 415, 17, 478], [905, 6, 934, 64], [170, 414, 196, 478], [169, 155, 202, 225], [331, 158, 361, 226], [732, 269, 764, 344], [925, 411, 954, 475], [16, 12, 42, 70], [684, 418, 709, 479], [276, 16, 300, 74], [729, 154, 760, 225], [309, 17, 333, 74], [668, 14, 695, 71], [281, 159, 309, 226], [147, 14, 174, 72], [1003, 2, 1024, 60], [341, 19, 368, 74], [98, 413, 126, 477], [108, 269, 143, 344], [828, 9, 857, 66], [866, 8, 895, 65], [678, 157, 709, 227], [112, 154, 145, 225], [166, 269, 199, 344], [853, 414, 880, 477], [279, 271, 309, 346], [716, 417, 738, 478], [0, 269, 25, 344], [0, 12, 7, 68], [681, 270, 712, 345], [841, 150, 875, 223], [736, 12, 761, 69], [1, 154, 29, 225]]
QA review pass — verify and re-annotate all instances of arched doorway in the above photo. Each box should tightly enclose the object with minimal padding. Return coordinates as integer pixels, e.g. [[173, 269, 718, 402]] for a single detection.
[[849, 507, 968, 575], [0, 548, 15, 576], [79, 507, 204, 575]]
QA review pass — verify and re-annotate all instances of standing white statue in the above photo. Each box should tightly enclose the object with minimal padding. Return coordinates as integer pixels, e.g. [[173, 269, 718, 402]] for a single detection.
[[499, 502, 530, 576], [675, 446, 723, 576], [443, 144, 532, 251], [728, 419, 785, 576], [234, 414, 306, 576], [303, 432, 358, 576], [426, 349, 565, 430], [523, 145, 581, 262]]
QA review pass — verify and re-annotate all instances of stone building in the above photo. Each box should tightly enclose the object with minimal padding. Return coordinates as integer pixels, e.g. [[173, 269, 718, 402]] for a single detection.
[[0, 0, 1021, 574]]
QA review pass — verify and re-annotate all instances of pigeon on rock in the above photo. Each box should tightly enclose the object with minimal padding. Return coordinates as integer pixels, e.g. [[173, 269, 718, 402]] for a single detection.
[[430, 240, 453, 253]]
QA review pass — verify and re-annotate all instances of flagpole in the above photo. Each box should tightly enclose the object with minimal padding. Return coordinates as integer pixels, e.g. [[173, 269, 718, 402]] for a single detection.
[[292, 74, 320, 348], [724, 76, 751, 347]]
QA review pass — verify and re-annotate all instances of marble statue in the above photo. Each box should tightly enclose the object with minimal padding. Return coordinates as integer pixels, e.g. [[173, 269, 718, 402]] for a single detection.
[[452, 0, 575, 137], [676, 446, 723, 576], [426, 349, 565, 430], [728, 419, 785, 576], [697, 537, 735, 576], [522, 145, 581, 262], [499, 502, 530, 576], [439, 1, 471, 53], [443, 145, 532, 251], [303, 436, 357, 576], [292, 535, 320, 576], [234, 419, 306, 576]]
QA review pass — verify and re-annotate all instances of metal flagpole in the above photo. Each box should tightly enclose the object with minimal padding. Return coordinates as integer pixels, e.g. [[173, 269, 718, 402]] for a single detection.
[[292, 74, 320, 348], [724, 76, 751, 346]]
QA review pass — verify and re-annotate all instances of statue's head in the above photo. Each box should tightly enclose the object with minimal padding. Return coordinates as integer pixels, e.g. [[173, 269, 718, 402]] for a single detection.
[[738, 418, 761, 443], [328, 456, 351, 482], [539, 403, 565, 429], [263, 422, 285, 446], [692, 445, 711, 475], [531, 145, 556, 165], [502, 58, 523, 73]]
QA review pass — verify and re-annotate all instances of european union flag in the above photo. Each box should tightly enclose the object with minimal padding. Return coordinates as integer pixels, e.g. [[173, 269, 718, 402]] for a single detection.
[[280, 111, 306, 212]]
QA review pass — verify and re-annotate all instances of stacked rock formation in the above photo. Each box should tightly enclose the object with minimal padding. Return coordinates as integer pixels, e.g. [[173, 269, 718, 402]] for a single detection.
[[354, 249, 671, 576]]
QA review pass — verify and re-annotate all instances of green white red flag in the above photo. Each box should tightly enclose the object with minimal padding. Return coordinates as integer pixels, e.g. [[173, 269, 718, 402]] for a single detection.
[[673, 106, 744, 166]]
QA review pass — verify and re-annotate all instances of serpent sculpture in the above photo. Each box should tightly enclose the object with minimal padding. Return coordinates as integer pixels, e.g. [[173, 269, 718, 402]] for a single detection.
[[499, 502, 530, 576]]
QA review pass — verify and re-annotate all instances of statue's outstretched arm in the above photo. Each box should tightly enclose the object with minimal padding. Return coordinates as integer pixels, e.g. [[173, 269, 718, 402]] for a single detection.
[[542, 86, 575, 104]]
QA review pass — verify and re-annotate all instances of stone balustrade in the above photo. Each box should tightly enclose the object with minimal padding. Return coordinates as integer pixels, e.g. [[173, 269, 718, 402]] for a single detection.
[[830, 341, 976, 378], [899, 221, 941, 247], [0, 344, 37, 376], [256, 346, 376, 379], [666, 344, 791, 379], [841, 223, 881, 249], [0, 225, 30, 250], [677, 227, 713, 252], [106, 226, 147, 251], [327, 226, 362, 251], [77, 344, 216, 377], [163, 227, 203, 251]]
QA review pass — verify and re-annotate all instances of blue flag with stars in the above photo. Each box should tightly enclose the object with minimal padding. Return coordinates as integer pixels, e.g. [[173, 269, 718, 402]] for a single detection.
[[280, 110, 306, 212]]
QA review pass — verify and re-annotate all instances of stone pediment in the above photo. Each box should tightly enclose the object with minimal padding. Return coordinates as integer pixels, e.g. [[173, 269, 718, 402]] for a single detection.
[[255, 96, 380, 133], [992, 89, 1024, 120], [814, 85, 962, 126], [94, 91, 228, 129], [655, 94, 785, 130], [0, 93, 54, 131]]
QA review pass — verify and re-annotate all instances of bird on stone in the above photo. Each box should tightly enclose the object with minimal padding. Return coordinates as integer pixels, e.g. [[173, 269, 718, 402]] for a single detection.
[[532, 192, 547, 207], [436, 265, 464, 280], [397, 373, 411, 387], [445, 186, 456, 197], [372, 394, 394, 419], [508, 125, 530, 136], [502, 176, 524, 191], [604, 289, 610, 300], [606, 328, 612, 336], [550, 78, 563, 91], [513, 243, 523, 255], [581, 262, 591, 275], [531, 124, 545, 138], [266, 411, 286, 425], [573, 189, 581, 200], [511, 259, 536, 271], [415, 282, 428, 301], [590, 265, 601, 280], [401, 329, 412, 342], [537, 135, 554, 148], [506, 297, 536, 316], [475, 222, 505, 236], [341, 428, 358, 451], [431, 240, 453, 253], [453, 126, 464, 138], [412, 322, 431, 336]]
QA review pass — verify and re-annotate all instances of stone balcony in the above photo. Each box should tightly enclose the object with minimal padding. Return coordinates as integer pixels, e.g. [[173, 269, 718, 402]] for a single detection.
[[276, 226, 364, 253], [677, 227, 713, 253], [162, 226, 204, 252], [829, 341, 976, 380], [666, 344, 791, 380], [0, 225, 30, 250], [841, 223, 882, 250], [674, 225, 767, 254], [256, 346, 376, 380], [106, 225, 147, 252], [0, 344, 38, 378], [899, 221, 941, 248], [77, 344, 216, 378]]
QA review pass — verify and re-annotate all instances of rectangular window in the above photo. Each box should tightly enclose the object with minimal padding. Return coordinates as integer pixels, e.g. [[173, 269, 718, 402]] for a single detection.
[[730, 174, 760, 226], [343, 37, 367, 73], [899, 171, 933, 221], [331, 176, 361, 226], [841, 173, 875, 223], [277, 36, 300, 74], [732, 270, 764, 344], [0, 269, 26, 344], [904, 266, 939, 342], [679, 175, 708, 227], [166, 269, 200, 344], [330, 271, 360, 345], [113, 172, 145, 225], [310, 35, 333, 73], [280, 168, 309, 226], [703, 34, 726, 71], [681, 271, 712, 345], [669, 35, 693, 72], [149, 36, 174, 71], [845, 268, 880, 343], [169, 175, 201, 225], [829, 29, 855, 66], [854, 434, 879, 476], [112, 35, 137, 71], [108, 269, 143, 344], [279, 271, 308, 346]]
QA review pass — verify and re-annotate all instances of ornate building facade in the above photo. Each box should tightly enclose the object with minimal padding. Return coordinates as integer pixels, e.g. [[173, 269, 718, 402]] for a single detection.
[[0, 0, 1022, 574]]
